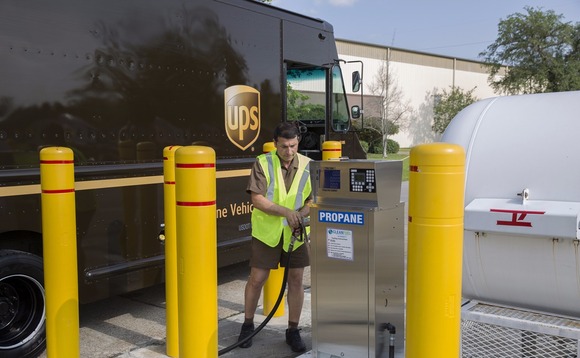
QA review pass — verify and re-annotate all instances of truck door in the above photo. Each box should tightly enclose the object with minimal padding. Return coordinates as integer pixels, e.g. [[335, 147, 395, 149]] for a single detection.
[[285, 64, 355, 160]]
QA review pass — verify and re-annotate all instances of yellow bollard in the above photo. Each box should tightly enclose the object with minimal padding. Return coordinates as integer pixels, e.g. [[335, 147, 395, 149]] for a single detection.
[[262, 141, 275, 154], [322, 141, 342, 160], [406, 143, 465, 358], [163, 145, 181, 357], [262, 141, 285, 317], [40, 147, 79, 358], [175, 146, 217, 357]]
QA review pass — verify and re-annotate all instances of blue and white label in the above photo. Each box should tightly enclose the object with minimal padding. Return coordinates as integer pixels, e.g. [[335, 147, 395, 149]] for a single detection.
[[318, 210, 364, 225], [326, 228, 354, 261]]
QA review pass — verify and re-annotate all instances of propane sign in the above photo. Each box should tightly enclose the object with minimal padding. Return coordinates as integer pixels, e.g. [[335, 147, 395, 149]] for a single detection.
[[318, 210, 364, 225]]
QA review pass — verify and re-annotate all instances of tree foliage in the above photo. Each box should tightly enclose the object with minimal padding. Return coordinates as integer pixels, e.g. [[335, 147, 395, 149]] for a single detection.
[[432, 87, 478, 134], [286, 83, 325, 121], [480, 7, 580, 94]]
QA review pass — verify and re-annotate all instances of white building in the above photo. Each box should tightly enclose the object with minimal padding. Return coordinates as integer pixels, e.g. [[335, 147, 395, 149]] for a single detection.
[[337, 39, 504, 148]]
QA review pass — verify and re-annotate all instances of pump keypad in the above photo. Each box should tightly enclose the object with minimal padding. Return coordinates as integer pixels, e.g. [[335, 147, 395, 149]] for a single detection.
[[349, 168, 376, 193]]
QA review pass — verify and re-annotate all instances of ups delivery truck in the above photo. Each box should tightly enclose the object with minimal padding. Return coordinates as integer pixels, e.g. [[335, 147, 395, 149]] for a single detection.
[[0, 0, 365, 356]]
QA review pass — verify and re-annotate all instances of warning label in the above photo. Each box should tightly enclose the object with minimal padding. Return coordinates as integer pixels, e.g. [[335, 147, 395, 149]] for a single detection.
[[326, 228, 354, 261]]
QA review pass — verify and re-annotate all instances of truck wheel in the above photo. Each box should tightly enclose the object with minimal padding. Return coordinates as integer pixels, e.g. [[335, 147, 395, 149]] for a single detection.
[[0, 250, 46, 358]]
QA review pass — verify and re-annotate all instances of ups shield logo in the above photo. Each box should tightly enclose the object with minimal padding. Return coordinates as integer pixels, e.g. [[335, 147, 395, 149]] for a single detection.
[[224, 85, 260, 151]]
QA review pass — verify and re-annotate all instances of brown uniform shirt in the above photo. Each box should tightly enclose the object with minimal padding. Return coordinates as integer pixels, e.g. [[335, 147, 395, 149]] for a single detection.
[[247, 153, 295, 195], [246, 153, 311, 203]]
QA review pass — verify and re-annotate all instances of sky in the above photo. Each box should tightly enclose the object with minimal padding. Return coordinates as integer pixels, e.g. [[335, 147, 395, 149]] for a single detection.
[[273, 0, 580, 61]]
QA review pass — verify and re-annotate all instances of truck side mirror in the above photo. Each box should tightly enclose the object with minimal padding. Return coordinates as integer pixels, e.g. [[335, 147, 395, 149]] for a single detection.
[[352, 71, 361, 93], [351, 105, 361, 119]]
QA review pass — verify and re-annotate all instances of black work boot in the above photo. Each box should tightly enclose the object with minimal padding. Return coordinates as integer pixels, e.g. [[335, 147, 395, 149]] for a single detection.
[[237, 322, 254, 348], [285, 328, 306, 352]]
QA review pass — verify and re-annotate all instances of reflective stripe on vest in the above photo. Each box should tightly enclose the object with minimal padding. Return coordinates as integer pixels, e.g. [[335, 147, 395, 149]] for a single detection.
[[294, 163, 310, 210], [264, 152, 275, 201]]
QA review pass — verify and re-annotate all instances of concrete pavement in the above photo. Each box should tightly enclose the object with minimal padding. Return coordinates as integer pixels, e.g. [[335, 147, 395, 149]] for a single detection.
[[44, 264, 313, 358], [42, 181, 408, 358]]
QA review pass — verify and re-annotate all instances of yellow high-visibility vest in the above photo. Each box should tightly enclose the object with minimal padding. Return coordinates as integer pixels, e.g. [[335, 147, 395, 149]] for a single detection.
[[251, 150, 311, 251]]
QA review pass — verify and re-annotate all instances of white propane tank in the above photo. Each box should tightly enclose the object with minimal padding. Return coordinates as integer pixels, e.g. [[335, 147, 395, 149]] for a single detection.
[[442, 90, 580, 317]]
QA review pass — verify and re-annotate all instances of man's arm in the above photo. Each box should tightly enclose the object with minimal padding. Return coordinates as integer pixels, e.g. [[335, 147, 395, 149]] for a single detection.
[[251, 192, 304, 229]]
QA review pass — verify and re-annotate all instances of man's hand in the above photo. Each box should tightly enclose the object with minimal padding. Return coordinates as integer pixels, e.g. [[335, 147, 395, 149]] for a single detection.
[[251, 192, 305, 229], [285, 208, 302, 229]]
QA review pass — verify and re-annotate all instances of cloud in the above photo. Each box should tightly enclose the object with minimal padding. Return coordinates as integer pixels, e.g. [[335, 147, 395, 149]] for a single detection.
[[328, 0, 358, 6]]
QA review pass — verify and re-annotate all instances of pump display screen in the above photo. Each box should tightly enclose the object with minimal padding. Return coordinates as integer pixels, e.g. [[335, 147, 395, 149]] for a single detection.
[[323, 169, 341, 190], [352, 172, 365, 183]]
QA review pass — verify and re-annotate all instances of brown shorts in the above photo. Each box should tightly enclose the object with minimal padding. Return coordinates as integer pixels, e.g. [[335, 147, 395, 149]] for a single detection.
[[249, 236, 310, 269]]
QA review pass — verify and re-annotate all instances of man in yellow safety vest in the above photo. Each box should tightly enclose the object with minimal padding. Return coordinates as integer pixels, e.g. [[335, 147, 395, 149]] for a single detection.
[[238, 122, 311, 353]]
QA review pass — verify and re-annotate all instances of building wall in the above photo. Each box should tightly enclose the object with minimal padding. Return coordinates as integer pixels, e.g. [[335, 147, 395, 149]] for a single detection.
[[337, 39, 503, 148]]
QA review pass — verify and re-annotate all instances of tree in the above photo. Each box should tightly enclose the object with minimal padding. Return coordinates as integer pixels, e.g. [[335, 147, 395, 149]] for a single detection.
[[480, 6, 580, 95], [432, 87, 478, 134], [286, 83, 325, 121], [365, 54, 412, 157]]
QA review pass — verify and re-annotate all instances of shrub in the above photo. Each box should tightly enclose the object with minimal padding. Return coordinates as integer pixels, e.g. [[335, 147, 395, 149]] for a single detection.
[[359, 140, 369, 153], [387, 139, 400, 154]]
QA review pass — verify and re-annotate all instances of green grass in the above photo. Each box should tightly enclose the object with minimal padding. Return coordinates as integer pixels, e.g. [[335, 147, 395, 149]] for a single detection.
[[366, 149, 410, 181]]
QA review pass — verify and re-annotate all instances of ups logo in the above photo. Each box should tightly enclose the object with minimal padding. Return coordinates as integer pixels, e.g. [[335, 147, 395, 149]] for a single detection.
[[224, 85, 260, 151]]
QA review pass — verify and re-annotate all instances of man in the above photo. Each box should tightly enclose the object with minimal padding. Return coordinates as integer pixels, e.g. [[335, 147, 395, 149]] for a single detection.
[[237, 122, 311, 352]]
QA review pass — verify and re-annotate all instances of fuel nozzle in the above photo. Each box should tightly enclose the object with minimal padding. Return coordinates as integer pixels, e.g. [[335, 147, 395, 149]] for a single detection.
[[291, 216, 310, 243]]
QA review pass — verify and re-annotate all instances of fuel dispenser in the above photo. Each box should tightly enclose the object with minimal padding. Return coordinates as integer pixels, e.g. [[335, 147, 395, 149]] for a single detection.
[[310, 159, 405, 358]]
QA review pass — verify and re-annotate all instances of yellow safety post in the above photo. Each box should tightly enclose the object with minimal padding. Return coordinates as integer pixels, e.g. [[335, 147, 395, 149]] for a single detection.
[[163, 145, 181, 357], [175, 146, 217, 357], [40, 147, 79, 358], [262, 141, 275, 154], [262, 141, 285, 317], [322, 141, 342, 160], [406, 143, 465, 358]]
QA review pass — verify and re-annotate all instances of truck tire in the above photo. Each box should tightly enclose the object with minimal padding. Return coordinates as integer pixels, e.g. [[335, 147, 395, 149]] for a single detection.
[[0, 250, 46, 358]]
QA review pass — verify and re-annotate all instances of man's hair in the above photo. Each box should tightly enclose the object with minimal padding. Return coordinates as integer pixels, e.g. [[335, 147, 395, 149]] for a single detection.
[[273, 122, 301, 142]]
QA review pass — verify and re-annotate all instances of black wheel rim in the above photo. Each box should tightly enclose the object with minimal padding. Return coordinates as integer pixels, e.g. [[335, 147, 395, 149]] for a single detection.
[[0, 274, 45, 350]]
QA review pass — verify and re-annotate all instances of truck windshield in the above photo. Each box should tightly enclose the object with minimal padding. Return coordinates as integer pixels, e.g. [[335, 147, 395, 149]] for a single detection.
[[286, 66, 350, 132], [287, 67, 326, 123]]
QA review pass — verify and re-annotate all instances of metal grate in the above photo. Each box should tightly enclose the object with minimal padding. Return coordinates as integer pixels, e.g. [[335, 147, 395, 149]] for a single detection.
[[461, 303, 580, 358]]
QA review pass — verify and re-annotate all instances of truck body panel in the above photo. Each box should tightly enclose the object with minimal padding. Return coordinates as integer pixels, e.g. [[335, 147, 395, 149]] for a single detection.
[[0, 1, 364, 355]]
